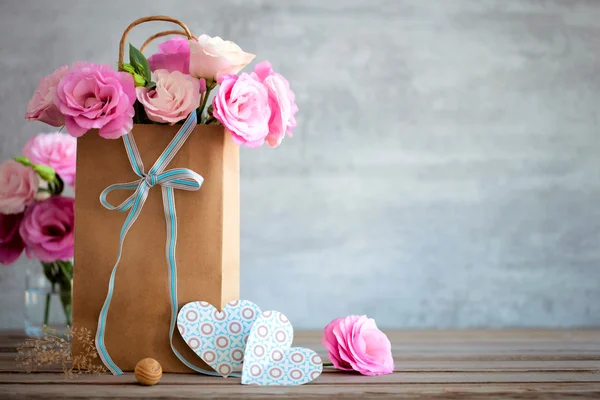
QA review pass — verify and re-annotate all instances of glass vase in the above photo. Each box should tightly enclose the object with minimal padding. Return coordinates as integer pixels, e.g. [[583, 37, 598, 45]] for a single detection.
[[24, 263, 73, 337]]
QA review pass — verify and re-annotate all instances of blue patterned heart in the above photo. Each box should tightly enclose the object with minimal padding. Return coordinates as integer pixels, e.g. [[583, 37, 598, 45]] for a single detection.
[[242, 311, 323, 385], [177, 300, 261, 377]]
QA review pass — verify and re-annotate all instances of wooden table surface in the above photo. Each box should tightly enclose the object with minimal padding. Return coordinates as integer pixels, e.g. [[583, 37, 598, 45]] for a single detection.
[[1, 329, 599, 399]]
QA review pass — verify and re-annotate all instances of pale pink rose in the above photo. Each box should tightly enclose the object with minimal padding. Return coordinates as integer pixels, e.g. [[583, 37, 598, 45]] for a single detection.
[[0, 213, 25, 266], [23, 133, 77, 186], [136, 69, 202, 125], [189, 35, 255, 81], [254, 61, 298, 148], [148, 37, 191, 74], [25, 65, 69, 127], [55, 62, 136, 139], [322, 315, 394, 376], [213, 73, 271, 148], [20, 196, 74, 262], [0, 161, 39, 215]]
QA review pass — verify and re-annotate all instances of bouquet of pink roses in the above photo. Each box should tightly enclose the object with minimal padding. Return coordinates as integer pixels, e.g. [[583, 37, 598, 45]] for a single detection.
[[25, 17, 297, 147], [0, 133, 76, 326], [21, 15, 298, 372]]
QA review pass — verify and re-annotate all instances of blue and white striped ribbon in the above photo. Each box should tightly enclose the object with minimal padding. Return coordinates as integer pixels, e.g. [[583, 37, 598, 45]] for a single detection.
[[95, 112, 222, 376]]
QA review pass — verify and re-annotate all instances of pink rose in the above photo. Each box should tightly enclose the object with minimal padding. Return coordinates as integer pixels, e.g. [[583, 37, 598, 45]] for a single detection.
[[55, 62, 136, 139], [254, 61, 298, 148], [136, 69, 202, 125], [322, 315, 394, 376], [0, 160, 39, 215], [20, 196, 74, 262], [23, 133, 77, 187], [0, 213, 25, 265], [213, 73, 271, 148], [148, 37, 191, 74], [25, 65, 69, 127], [189, 35, 255, 81]]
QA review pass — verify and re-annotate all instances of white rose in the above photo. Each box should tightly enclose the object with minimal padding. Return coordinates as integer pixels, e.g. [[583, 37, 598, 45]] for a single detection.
[[189, 35, 255, 81]]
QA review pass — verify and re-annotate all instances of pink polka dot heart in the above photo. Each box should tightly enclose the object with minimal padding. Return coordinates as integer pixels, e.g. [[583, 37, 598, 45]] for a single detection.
[[177, 300, 261, 377], [242, 311, 323, 386]]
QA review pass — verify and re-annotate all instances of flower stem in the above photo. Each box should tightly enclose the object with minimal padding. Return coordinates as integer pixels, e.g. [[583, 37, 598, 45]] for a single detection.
[[59, 289, 72, 327], [40, 261, 73, 327], [56, 261, 73, 326], [322, 361, 334, 367], [43, 292, 51, 327], [197, 83, 216, 123]]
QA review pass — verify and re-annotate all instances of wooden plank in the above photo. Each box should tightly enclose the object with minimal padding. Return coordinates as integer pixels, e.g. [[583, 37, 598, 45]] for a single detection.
[[1, 370, 600, 384], [2, 383, 600, 399], [2, 357, 600, 374], [3, 354, 600, 373], [2, 329, 598, 351], [1, 329, 599, 399]]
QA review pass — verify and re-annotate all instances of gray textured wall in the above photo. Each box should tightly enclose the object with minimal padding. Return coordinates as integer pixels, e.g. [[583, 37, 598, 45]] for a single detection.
[[0, 0, 599, 329]]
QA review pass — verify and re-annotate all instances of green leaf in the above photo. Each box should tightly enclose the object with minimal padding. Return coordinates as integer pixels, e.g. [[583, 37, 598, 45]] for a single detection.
[[42, 262, 60, 283], [144, 81, 156, 89], [56, 260, 74, 282], [129, 43, 152, 83]]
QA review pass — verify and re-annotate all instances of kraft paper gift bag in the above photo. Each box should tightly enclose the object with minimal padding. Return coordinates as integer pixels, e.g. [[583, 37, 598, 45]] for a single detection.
[[24, 9, 301, 382], [72, 121, 240, 372]]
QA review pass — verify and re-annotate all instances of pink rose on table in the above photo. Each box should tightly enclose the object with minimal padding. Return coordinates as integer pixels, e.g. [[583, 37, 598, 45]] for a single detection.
[[213, 73, 271, 148], [189, 35, 255, 81], [322, 315, 394, 376], [148, 37, 191, 74], [254, 61, 298, 148], [0, 213, 25, 265], [0, 160, 39, 215], [136, 69, 202, 125], [23, 133, 77, 186], [55, 62, 136, 139], [25, 65, 69, 127], [20, 196, 74, 262]]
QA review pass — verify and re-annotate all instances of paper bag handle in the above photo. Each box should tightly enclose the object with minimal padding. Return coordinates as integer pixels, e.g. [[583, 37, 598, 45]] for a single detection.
[[118, 15, 193, 69], [140, 30, 198, 53]]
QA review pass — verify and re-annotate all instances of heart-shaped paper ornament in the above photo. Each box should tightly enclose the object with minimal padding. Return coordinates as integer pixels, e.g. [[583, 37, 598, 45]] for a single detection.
[[177, 300, 261, 377], [242, 311, 323, 385]]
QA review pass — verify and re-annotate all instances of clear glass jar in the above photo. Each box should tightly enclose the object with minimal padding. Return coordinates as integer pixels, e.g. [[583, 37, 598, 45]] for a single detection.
[[25, 264, 72, 337]]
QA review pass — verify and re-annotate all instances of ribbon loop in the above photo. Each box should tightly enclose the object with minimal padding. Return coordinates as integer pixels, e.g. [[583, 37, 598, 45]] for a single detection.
[[95, 112, 221, 377]]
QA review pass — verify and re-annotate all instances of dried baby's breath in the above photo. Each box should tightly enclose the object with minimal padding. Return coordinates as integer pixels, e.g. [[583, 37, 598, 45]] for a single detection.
[[70, 326, 107, 375], [16, 327, 107, 377]]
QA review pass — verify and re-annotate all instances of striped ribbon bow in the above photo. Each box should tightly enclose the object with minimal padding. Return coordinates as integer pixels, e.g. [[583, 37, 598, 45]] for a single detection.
[[95, 112, 222, 376]]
